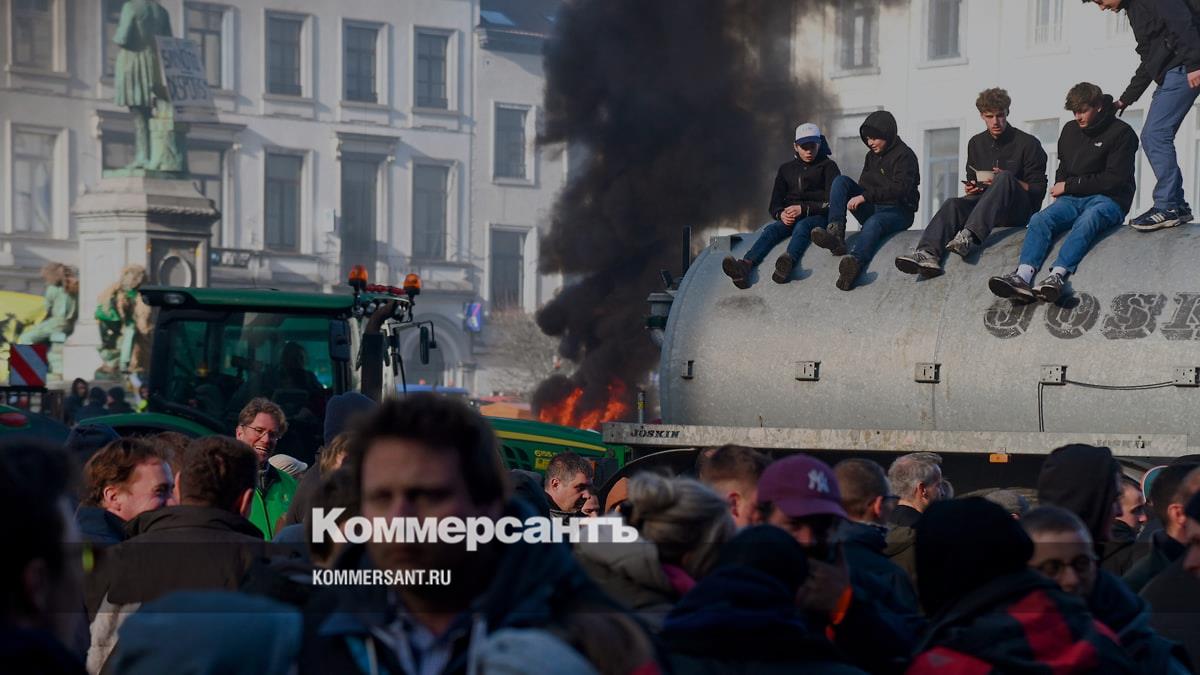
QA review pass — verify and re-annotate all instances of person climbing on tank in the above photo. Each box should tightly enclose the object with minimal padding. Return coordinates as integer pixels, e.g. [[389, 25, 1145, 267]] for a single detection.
[[721, 123, 841, 288], [989, 83, 1138, 304], [895, 88, 1048, 278], [810, 110, 920, 291]]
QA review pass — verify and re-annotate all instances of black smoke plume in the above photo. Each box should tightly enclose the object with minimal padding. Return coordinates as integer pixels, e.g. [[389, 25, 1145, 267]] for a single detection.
[[533, 0, 839, 421]]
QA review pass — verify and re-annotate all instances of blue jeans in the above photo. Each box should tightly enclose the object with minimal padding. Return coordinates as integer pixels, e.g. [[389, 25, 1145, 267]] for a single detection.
[[1143, 65, 1200, 211], [744, 214, 828, 264], [1018, 194, 1124, 273], [828, 175, 914, 262]]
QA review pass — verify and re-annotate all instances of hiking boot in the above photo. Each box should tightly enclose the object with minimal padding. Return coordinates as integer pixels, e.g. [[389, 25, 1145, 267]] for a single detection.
[[772, 254, 794, 284], [1129, 207, 1187, 232], [1033, 272, 1066, 303], [810, 221, 847, 256], [988, 272, 1036, 302], [836, 256, 861, 291], [895, 249, 943, 277], [721, 256, 752, 289], [946, 229, 979, 258]]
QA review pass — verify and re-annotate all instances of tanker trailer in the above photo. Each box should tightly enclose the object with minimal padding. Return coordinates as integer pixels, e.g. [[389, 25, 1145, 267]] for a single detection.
[[603, 224, 1200, 491]]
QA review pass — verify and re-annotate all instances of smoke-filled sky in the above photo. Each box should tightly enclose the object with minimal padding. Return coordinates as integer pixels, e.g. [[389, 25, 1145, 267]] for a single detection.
[[533, 0, 843, 419]]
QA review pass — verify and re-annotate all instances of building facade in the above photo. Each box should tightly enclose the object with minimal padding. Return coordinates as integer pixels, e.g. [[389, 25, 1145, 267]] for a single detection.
[[0, 0, 567, 390]]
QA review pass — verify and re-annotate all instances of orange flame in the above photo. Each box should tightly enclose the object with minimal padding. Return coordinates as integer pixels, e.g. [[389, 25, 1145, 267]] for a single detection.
[[538, 380, 630, 430]]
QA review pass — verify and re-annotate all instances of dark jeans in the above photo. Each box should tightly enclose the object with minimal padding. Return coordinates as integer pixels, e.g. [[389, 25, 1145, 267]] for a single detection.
[[744, 214, 828, 265], [918, 172, 1034, 255], [829, 175, 915, 263]]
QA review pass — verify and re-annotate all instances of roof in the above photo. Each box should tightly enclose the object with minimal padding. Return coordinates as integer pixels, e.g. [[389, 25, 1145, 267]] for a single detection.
[[479, 0, 562, 51], [140, 286, 356, 313]]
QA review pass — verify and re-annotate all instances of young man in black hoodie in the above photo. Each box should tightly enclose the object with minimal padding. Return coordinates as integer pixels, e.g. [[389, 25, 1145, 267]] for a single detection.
[[810, 110, 920, 291], [1088, 0, 1200, 231], [990, 83, 1138, 303], [722, 122, 840, 288], [896, 88, 1048, 277]]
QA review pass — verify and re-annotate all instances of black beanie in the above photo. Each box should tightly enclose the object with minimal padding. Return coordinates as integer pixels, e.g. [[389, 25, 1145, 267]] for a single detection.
[[916, 497, 1034, 616], [64, 423, 121, 465], [1037, 444, 1120, 544], [323, 391, 376, 446], [715, 525, 809, 593]]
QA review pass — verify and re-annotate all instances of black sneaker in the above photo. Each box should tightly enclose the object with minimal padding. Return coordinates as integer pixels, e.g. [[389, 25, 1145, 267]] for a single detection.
[[721, 256, 752, 290], [772, 254, 794, 284], [1129, 207, 1185, 232], [1033, 272, 1066, 303], [810, 221, 847, 256], [836, 256, 861, 291], [988, 272, 1036, 302], [895, 249, 943, 277]]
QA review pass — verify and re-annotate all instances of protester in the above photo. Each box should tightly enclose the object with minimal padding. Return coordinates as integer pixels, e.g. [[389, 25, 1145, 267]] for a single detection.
[[575, 473, 734, 630], [283, 429, 354, 527], [1125, 464, 1200, 592], [810, 109, 921, 291], [883, 451, 943, 579], [908, 498, 1137, 673], [544, 451, 594, 519], [696, 444, 771, 528], [135, 384, 149, 413], [64, 378, 89, 425], [0, 439, 86, 675], [105, 387, 134, 415], [661, 525, 867, 674], [721, 123, 840, 288], [896, 88, 1047, 277], [63, 423, 121, 468], [983, 488, 1030, 518], [1116, 475, 1151, 543], [1022, 506, 1100, 598], [86, 436, 265, 673], [75, 387, 109, 422], [268, 454, 308, 479], [301, 468, 357, 569], [1087, 0, 1200, 231], [76, 439, 173, 545], [989, 82, 1138, 303], [1139, 489, 1200, 670], [1187, 493, 1200, 577], [300, 394, 655, 674], [234, 398, 298, 538]]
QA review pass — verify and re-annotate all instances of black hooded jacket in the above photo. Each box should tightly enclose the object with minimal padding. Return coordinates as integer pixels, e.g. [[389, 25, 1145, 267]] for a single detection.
[[966, 124, 1049, 207], [857, 110, 920, 212], [1053, 99, 1139, 214], [1037, 444, 1121, 548], [767, 137, 841, 220], [1120, 0, 1200, 106]]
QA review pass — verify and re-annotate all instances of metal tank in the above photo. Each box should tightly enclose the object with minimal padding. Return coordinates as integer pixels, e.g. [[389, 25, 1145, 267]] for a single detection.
[[656, 224, 1200, 447]]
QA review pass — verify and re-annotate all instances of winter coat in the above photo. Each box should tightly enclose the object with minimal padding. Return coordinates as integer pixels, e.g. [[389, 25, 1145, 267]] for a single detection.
[[1141, 559, 1200, 669], [907, 570, 1138, 674], [249, 465, 298, 539], [965, 124, 1049, 207], [884, 506, 921, 585], [1120, 0, 1200, 106], [857, 110, 921, 212], [1090, 568, 1193, 674], [75, 506, 127, 546], [1123, 529, 1185, 593], [1051, 100, 1139, 214], [841, 521, 923, 623], [768, 138, 841, 220], [574, 535, 681, 631], [661, 566, 866, 675], [0, 624, 85, 675], [282, 463, 322, 527]]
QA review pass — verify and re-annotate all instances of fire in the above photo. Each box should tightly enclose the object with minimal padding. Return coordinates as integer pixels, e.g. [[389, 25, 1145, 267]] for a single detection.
[[538, 380, 630, 430]]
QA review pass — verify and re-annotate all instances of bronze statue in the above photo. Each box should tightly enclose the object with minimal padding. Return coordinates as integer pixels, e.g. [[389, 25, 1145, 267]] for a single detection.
[[113, 0, 186, 173]]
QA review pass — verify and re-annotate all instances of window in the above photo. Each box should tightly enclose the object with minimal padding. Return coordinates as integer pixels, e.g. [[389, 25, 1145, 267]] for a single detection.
[[102, 0, 122, 78], [834, 135, 866, 186], [413, 165, 449, 259], [837, 0, 877, 70], [415, 32, 449, 109], [340, 158, 378, 280], [190, 147, 225, 245], [186, 3, 225, 88], [12, 130, 56, 234], [12, 0, 54, 69], [924, 128, 959, 221], [927, 0, 961, 60], [1027, 119, 1059, 208], [494, 106, 527, 179], [265, 153, 302, 251], [1029, 0, 1063, 47], [490, 230, 525, 311], [267, 14, 303, 96], [344, 24, 378, 103]]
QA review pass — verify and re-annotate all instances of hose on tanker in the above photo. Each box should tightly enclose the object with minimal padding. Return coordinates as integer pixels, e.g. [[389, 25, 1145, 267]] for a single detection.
[[1038, 379, 1176, 433]]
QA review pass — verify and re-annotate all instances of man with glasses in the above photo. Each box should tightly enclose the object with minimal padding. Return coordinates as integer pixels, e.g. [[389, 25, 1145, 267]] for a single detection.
[[1023, 505, 1100, 598], [234, 398, 298, 538]]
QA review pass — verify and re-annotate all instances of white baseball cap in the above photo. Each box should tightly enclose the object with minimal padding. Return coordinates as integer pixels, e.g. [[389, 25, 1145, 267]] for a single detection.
[[794, 123, 822, 145]]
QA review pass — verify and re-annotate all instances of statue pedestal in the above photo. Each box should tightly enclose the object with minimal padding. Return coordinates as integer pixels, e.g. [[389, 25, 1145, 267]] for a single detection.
[[64, 176, 219, 381]]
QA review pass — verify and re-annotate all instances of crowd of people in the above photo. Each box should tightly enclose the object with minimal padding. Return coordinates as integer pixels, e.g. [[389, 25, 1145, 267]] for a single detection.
[[4, 391, 1200, 674], [63, 379, 150, 425]]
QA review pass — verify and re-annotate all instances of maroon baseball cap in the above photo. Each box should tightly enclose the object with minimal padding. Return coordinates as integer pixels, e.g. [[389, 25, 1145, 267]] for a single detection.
[[757, 454, 847, 519]]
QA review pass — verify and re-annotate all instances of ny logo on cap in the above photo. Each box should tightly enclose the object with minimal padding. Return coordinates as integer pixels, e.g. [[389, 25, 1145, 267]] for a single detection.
[[808, 469, 830, 494]]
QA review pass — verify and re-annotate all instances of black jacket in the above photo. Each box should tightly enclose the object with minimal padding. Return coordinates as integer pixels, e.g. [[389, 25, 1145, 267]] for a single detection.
[[768, 138, 841, 220], [75, 506, 127, 546], [966, 124, 1049, 207], [840, 521, 922, 621], [857, 110, 920, 212], [1090, 568, 1193, 674], [1141, 559, 1200, 669], [1120, 0, 1200, 106], [1054, 96, 1140, 214], [1123, 529, 1185, 593]]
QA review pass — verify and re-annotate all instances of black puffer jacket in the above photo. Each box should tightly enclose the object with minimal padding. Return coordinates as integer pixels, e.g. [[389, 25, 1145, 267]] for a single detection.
[[857, 110, 920, 212], [768, 137, 841, 220]]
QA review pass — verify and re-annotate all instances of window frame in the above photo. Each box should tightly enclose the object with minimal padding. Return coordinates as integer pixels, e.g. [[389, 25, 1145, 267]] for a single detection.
[[411, 163, 452, 261], [919, 0, 967, 68], [263, 151, 305, 253], [9, 0, 64, 73], [1027, 0, 1065, 50], [264, 11, 307, 98], [183, 1, 230, 89], [493, 103, 533, 183], [923, 126, 961, 224], [413, 28, 454, 112], [834, 0, 879, 75], [8, 124, 64, 238], [488, 227, 527, 312], [342, 21, 382, 104]]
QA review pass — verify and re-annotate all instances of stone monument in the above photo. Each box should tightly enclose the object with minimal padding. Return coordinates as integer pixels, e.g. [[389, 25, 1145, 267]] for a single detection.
[[63, 0, 219, 381]]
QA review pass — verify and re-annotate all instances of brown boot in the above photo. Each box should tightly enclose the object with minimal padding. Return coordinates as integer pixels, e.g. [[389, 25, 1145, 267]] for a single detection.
[[836, 256, 861, 291], [810, 221, 847, 256], [721, 256, 753, 289], [772, 254, 794, 284]]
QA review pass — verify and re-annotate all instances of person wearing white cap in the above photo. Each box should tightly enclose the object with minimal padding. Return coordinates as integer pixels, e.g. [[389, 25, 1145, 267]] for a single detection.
[[722, 122, 841, 288]]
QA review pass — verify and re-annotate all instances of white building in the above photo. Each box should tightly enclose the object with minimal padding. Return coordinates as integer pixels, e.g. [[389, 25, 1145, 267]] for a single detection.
[[0, 0, 568, 390], [794, 0, 1190, 228]]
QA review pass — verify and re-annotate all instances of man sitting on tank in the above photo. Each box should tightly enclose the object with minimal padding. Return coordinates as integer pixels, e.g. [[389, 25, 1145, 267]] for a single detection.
[[721, 122, 841, 288], [809, 110, 921, 291], [989, 83, 1138, 304], [896, 88, 1048, 278]]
